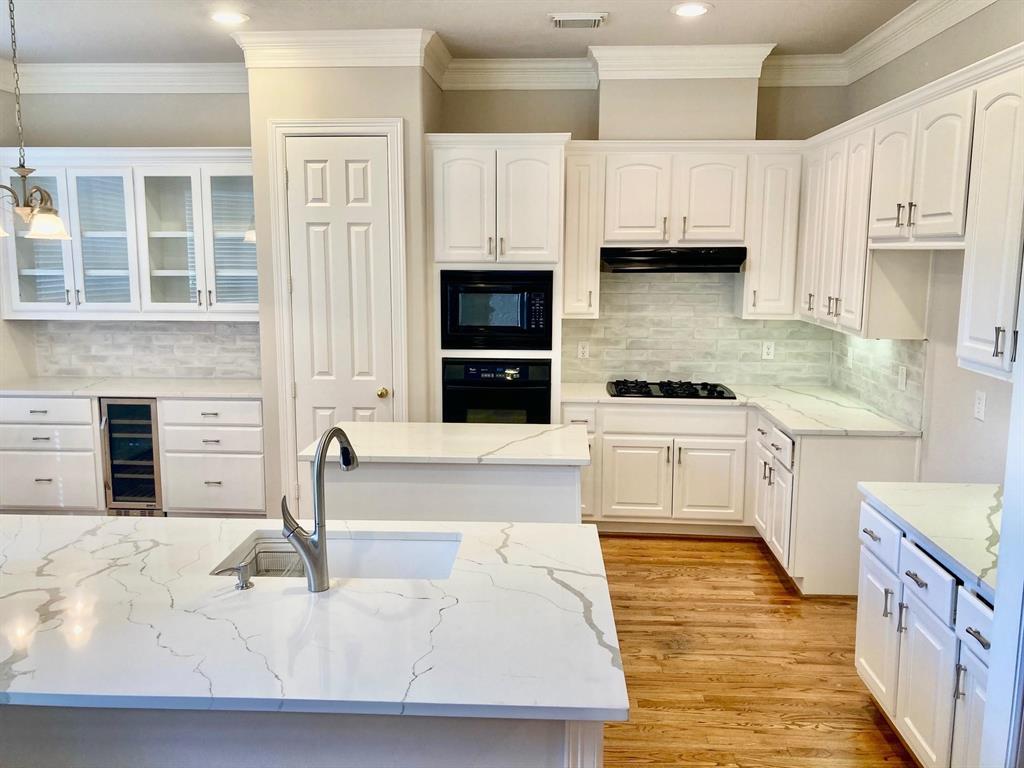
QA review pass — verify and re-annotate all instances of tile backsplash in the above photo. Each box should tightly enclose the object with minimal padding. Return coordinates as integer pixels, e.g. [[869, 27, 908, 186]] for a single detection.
[[562, 273, 835, 385], [33, 321, 261, 379], [830, 334, 927, 429]]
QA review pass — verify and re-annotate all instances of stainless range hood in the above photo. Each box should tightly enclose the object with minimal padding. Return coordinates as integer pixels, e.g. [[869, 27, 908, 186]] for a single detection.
[[600, 247, 747, 273]]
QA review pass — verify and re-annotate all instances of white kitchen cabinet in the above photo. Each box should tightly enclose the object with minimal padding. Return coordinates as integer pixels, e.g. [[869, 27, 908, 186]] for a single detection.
[[202, 168, 258, 312], [855, 548, 903, 714], [581, 435, 598, 518], [951, 646, 991, 768], [796, 149, 825, 319], [431, 147, 496, 262], [767, 460, 793, 567], [740, 153, 800, 318], [816, 137, 848, 322], [835, 128, 874, 331], [496, 147, 562, 263], [671, 436, 745, 522], [600, 435, 673, 518], [751, 441, 772, 536], [604, 154, 672, 242], [894, 591, 958, 768], [671, 153, 746, 242], [868, 90, 975, 243], [562, 153, 603, 318], [958, 67, 1024, 380], [162, 453, 265, 513]]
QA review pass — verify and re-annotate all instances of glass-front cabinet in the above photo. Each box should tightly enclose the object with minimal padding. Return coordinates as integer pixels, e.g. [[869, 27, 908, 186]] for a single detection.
[[202, 169, 258, 312]]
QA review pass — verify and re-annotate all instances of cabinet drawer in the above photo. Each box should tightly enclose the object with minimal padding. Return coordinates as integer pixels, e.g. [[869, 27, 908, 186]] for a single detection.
[[562, 405, 596, 434], [162, 426, 263, 454], [163, 453, 265, 512], [160, 399, 262, 427], [955, 587, 994, 666], [0, 424, 95, 451], [0, 397, 93, 425], [0, 451, 99, 509], [601, 406, 747, 437], [899, 539, 956, 626], [858, 502, 903, 572], [767, 427, 794, 469], [753, 414, 773, 442]]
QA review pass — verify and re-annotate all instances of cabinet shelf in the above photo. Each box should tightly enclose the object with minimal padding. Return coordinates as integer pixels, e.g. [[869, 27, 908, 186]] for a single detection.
[[214, 269, 258, 278], [150, 269, 194, 277], [18, 268, 65, 276], [85, 268, 130, 277], [148, 230, 192, 239], [82, 231, 128, 239]]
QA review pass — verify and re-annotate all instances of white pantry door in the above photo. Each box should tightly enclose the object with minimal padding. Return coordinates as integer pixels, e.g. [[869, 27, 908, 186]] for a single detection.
[[286, 136, 395, 502]]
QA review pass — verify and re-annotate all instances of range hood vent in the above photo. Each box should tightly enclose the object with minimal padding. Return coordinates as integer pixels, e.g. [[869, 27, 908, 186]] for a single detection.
[[600, 247, 747, 273]]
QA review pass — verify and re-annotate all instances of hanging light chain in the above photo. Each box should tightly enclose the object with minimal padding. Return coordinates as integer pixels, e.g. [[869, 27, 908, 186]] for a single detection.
[[7, 0, 24, 169]]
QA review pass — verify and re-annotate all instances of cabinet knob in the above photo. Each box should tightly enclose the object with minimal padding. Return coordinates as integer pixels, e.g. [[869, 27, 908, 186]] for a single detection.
[[376, 386, 390, 399]]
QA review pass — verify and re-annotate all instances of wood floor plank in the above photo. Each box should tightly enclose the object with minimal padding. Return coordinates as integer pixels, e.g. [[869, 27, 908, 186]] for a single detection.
[[600, 535, 913, 768]]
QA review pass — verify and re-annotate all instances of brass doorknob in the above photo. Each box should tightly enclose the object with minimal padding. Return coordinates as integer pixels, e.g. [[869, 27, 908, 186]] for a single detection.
[[376, 387, 390, 399]]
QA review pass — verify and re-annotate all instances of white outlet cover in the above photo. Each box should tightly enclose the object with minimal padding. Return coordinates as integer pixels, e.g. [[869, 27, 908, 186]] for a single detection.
[[577, 341, 590, 360], [974, 390, 987, 422], [761, 341, 775, 361]]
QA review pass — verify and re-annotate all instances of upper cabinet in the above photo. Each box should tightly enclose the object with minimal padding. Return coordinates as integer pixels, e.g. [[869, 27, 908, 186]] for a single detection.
[[563, 153, 604, 319], [957, 67, 1024, 381], [1, 149, 256, 322], [796, 149, 825, 320], [429, 136, 567, 264], [867, 90, 975, 243], [603, 154, 672, 242]]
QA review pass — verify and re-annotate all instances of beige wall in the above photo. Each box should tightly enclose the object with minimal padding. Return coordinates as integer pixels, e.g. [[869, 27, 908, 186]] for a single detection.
[[0, 320, 36, 380], [919, 253, 1013, 483], [246, 65, 435, 512], [756, 86, 848, 140], [847, 0, 1024, 117], [442, 90, 598, 139], [599, 78, 759, 140]]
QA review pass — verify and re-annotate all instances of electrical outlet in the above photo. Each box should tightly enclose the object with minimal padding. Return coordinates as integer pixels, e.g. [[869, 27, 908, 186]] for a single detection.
[[761, 341, 775, 361], [974, 390, 987, 422], [577, 341, 590, 360], [897, 366, 907, 392]]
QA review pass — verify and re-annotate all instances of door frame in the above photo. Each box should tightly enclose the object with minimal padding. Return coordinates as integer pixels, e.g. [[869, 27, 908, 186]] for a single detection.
[[268, 118, 408, 508]]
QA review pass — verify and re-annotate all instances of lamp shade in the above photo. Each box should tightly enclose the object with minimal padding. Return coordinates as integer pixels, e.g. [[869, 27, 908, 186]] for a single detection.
[[26, 209, 70, 240]]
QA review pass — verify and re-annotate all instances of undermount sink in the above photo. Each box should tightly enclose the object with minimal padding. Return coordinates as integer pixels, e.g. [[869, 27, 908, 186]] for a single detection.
[[212, 530, 462, 581]]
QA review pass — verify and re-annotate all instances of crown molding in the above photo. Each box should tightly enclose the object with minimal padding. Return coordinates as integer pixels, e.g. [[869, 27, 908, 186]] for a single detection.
[[0, 62, 248, 94], [442, 58, 597, 90], [760, 0, 1001, 87], [588, 44, 776, 81]]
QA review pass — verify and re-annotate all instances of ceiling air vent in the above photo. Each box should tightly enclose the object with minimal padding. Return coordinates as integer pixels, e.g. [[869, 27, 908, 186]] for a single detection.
[[548, 12, 608, 29]]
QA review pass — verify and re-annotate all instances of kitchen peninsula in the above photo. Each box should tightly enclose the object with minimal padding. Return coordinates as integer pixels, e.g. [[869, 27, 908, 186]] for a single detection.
[[297, 421, 591, 523], [0, 513, 627, 768]]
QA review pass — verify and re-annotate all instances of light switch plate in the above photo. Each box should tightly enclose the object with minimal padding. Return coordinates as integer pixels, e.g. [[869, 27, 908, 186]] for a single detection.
[[761, 341, 775, 361], [974, 390, 986, 422], [897, 366, 907, 392], [577, 341, 590, 360]]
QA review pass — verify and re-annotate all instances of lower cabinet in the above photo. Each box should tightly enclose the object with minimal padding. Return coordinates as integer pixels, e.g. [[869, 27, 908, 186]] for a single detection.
[[951, 646, 990, 768], [600, 436, 673, 518], [161, 453, 265, 513], [0, 450, 100, 509], [855, 548, 903, 714], [580, 435, 597, 518], [767, 461, 793, 565]]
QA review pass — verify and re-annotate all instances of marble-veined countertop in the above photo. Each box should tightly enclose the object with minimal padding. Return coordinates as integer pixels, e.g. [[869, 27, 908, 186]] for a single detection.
[[0, 514, 627, 720], [858, 482, 1001, 601], [561, 383, 919, 437], [0, 376, 262, 399], [297, 422, 590, 466]]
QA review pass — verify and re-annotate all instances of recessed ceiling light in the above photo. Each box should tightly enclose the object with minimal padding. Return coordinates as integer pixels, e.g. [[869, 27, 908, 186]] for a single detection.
[[671, 2, 712, 18], [211, 10, 250, 25]]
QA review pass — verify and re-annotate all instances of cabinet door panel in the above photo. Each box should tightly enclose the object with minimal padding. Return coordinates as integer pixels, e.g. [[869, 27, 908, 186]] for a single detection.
[[496, 147, 561, 263], [855, 548, 903, 715], [671, 437, 745, 522], [752, 441, 773, 537], [600, 435, 672, 518], [797, 149, 825, 319], [895, 592, 957, 768], [868, 111, 916, 240], [837, 128, 874, 332], [563, 154, 603, 318], [767, 460, 793, 568], [432, 148, 496, 262], [674, 153, 746, 242], [951, 647, 990, 768], [817, 138, 848, 322], [203, 168, 258, 311], [580, 435, 598, 518], [744, 154, 800, 317], [604, 154, 672, 242], [910, 89, 975, 239], [958, 67, 1024, 377]]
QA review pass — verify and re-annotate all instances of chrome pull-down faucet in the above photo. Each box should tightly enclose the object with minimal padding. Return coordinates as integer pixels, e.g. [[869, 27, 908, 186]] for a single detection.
[[280, 426, 360, 593]]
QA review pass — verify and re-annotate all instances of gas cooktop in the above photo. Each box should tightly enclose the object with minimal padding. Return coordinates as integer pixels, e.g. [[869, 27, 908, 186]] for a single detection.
[[606, 379, 737, 400]]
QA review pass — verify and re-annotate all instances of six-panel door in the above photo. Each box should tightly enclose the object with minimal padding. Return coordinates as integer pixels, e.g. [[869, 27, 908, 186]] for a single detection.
[[603, 154, 672, 242], [670, 436, 745, 522], [868, 111, 917, 240], [600, 435, 673, 518], [496, 147, 561, 263], [855, 547, 903, 715], [672, 153, 747, 242], [432, 147, 497, 262]]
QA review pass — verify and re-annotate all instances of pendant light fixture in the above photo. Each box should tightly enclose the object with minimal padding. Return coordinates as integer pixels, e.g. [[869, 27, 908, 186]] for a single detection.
[[0, 0, 69, 240]]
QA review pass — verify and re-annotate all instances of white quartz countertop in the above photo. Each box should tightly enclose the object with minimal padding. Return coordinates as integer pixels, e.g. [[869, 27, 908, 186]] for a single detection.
[[561, 383, 919, 437], [0, 376, 262, 399], [0, 514, 628, 720], [298, 422, 591, 466], [858, 482, 1001, 601]]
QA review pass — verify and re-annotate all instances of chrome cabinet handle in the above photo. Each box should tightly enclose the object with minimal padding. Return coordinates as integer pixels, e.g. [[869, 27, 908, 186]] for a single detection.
[[207, 289, 213, 306], [1012, 330, 1019, 363], [679, 215, 687, 242], [487, 236, 494, 256], [955, 663, 967, 699], [833, 297, 841, 315], [907, 201, 916, 227], [882, 587, 894, 617], [665, 445, 670, 463], [966, 626, 991, 650], [761, 460, 769, 480], [64, 288, 71, 305], [993, 326, 1005, 357], [200, 411, 219, 417], [756, 428, 767, 436], [905, 570, 928, 589], [196, 289, 202, 306], [587, 290, 593, 308], [204, 480, 223, 486], [895, 202, 904, 227], [499, 237, 505, 256], [677, 446, 682, 464], [569, 419, 588, 424], [662, 216, 668, 240], [861, 527, 881, 543], [752, 289, 758, 308], [767, 466, 775, 486], [74, 288, 81, 305], [896, 601, 908, 633], [807, 293, 814, 312], [31, 436, 51, 441], [771, 442, 781, 451], [201, 439, 221, 444], [826, 296, 834, 316], [34, 477, 53, 483], [28, 409, 48, 414]]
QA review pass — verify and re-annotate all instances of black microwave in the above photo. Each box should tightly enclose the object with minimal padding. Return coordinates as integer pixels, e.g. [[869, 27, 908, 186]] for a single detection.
[[440, 270, 553, 350]]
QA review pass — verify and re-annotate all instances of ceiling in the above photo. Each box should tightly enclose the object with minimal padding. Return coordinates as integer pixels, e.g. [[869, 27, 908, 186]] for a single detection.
[[13, 0, 914, 63]]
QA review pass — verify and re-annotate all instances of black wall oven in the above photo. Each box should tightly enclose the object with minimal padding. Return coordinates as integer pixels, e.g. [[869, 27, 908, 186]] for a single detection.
[[442, 358, 551, 424], [441, 270, 552, 350]]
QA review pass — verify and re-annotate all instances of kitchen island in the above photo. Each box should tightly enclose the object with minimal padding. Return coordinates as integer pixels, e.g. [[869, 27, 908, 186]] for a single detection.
[[297, 421, 591, 523], [0, 513, 627, 767]]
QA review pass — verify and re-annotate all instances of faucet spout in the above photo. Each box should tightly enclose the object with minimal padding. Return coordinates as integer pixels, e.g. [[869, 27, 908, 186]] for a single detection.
[[282, 426, 359, 593]]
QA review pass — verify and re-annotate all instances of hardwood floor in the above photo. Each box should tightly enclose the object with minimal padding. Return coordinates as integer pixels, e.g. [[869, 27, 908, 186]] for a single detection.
[[600, 535, 913, 768]]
